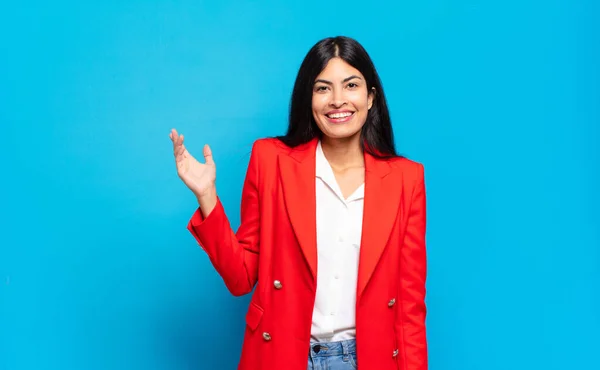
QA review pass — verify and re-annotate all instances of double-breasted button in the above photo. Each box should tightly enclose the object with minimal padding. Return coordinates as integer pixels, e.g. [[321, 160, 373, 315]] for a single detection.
[[392, 349, 399, 358], [388, 298, 396, 307], [262, 332, 272, 341], [273, 280, 283, 290]]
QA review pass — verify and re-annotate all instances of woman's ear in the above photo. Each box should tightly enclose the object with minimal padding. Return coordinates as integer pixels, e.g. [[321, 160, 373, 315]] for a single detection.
[[368, 87, 376, 110]]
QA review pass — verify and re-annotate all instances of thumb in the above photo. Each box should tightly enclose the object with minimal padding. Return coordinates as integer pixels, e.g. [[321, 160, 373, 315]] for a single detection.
[[203, 144, 215, 166]]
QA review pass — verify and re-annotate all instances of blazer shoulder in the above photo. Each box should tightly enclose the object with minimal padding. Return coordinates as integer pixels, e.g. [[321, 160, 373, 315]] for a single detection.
[[248, 137, 291, 176], [250, 137, 291, 156], [389, 156, 425, 185]]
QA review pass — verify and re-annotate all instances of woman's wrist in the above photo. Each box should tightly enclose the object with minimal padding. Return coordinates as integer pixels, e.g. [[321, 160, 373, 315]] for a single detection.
[[197, 187, 217, 218]]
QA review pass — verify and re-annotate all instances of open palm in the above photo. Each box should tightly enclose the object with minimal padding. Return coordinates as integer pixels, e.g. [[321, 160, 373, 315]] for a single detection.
[[169, 128, 216, 199]]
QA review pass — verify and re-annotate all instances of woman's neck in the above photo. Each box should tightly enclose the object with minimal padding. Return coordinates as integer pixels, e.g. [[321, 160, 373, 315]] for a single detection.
[[320, 135, 364, 171]]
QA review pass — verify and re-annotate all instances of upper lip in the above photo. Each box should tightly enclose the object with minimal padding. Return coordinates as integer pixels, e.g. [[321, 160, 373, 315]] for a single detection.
[[326, 109, 354, 116]]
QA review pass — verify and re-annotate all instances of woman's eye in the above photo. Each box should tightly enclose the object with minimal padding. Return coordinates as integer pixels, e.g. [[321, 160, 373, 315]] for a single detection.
[[316, 86, 328, 92], [347, 82, 358, 88]]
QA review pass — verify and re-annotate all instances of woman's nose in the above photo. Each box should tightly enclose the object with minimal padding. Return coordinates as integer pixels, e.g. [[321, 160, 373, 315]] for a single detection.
[[329, 89, 346, 107]]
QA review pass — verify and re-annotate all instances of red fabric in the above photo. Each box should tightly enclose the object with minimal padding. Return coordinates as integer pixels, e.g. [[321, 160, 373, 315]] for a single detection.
[[187, 137, 428, 370]]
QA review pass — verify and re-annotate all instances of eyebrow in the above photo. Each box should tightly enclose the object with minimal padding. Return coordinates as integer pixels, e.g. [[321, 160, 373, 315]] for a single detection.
[[314, 75, 363, 85]]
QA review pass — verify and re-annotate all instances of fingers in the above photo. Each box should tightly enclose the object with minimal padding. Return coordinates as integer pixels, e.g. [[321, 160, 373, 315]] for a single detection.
[[169, 129, 213, 166], [170, 129, 183, 161], [179, 135, 186, 160], [203, 144, 214, 166], [169, 128, 179, 143], [170, 129, 178, 150]]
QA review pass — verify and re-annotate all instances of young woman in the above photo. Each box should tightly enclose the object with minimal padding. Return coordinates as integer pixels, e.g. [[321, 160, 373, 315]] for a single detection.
[[169, 36, 428, 370]]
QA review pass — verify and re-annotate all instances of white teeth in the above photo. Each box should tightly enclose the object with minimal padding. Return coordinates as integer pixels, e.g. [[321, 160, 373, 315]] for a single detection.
[[328, 112, 353, 119]]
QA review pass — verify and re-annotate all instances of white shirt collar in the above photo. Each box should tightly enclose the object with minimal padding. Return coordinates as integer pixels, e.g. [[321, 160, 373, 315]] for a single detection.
[[315, 140, 364, 202]]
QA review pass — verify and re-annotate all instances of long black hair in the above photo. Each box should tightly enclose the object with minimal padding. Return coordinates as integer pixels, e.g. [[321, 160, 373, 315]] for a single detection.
[[277, 36, 398, 159]]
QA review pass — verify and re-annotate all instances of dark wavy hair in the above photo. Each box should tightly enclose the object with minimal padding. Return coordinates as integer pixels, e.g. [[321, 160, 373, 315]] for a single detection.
[[277, 36, 398, 159]]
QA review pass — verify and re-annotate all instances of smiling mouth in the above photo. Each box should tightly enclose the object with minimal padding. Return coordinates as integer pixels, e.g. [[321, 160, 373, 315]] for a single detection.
[[325, 112, 355, 123], [326, 112, 353, 118]]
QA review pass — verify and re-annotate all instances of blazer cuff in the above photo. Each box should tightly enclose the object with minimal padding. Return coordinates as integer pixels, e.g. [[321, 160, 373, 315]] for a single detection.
[[187, 196, 225, 247]]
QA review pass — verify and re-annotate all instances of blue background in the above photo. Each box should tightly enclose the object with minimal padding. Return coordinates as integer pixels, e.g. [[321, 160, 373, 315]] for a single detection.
[[1, 1, 598, 369]]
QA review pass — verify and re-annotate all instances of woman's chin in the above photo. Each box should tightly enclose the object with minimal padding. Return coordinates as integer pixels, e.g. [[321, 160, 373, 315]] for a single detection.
[[321, 127, 362, 141]]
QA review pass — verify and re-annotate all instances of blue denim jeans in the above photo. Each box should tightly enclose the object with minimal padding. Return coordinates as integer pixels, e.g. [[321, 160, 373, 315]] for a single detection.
[[307, 339, 358, 369]]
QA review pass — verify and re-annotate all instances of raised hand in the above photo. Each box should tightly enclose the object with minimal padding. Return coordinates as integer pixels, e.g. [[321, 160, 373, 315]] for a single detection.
[[169, 128, 217, 202]]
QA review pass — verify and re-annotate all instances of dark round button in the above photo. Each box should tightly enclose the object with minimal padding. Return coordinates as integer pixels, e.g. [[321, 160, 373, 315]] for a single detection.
[[313, 344, 321, 353]]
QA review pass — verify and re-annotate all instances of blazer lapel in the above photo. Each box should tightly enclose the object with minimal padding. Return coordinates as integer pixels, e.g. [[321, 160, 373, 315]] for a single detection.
[[278, 138, 319, 282], [357, 152, 403, 300], [278, 138, 403, 294]]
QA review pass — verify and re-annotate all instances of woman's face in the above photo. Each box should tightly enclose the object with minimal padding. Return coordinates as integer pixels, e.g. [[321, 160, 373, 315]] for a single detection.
[[312, 57, 374, 142]]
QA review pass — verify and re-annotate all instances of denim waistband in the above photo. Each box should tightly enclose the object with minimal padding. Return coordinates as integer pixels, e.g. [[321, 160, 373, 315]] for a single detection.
[[308, 339, 356, 357]]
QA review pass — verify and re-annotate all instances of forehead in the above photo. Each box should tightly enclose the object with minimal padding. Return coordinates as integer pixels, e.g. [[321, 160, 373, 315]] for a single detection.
[[316, 57, 364, 80]]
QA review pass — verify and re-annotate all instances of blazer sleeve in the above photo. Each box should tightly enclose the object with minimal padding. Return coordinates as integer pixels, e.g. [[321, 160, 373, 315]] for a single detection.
[[186, 140, 262, 297], [396, 163, 428, 370]]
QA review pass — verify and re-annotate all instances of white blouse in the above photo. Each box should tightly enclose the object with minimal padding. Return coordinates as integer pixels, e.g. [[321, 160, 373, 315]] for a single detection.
[[311, 141, 364, 342]]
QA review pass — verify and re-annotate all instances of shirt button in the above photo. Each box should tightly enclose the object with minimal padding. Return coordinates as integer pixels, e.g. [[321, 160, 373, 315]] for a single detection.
[[334, 274, 340, 280], [338, 235, 344, 242], [273, 280, 283, 289], [388, 298, 396, 307], [392, 349, 399, 357], [262, 332, 272, 341]]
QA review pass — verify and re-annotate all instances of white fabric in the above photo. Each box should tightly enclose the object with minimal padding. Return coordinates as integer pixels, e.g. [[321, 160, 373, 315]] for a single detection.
[[311, 140, 364, 342]]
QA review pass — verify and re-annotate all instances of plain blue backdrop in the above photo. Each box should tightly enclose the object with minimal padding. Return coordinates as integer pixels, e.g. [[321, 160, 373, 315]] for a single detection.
[[1, 1, 598, 369]]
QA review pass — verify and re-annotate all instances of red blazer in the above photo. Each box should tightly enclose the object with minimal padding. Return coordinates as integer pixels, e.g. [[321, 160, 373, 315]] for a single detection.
[[187, 137, 428, 370]]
